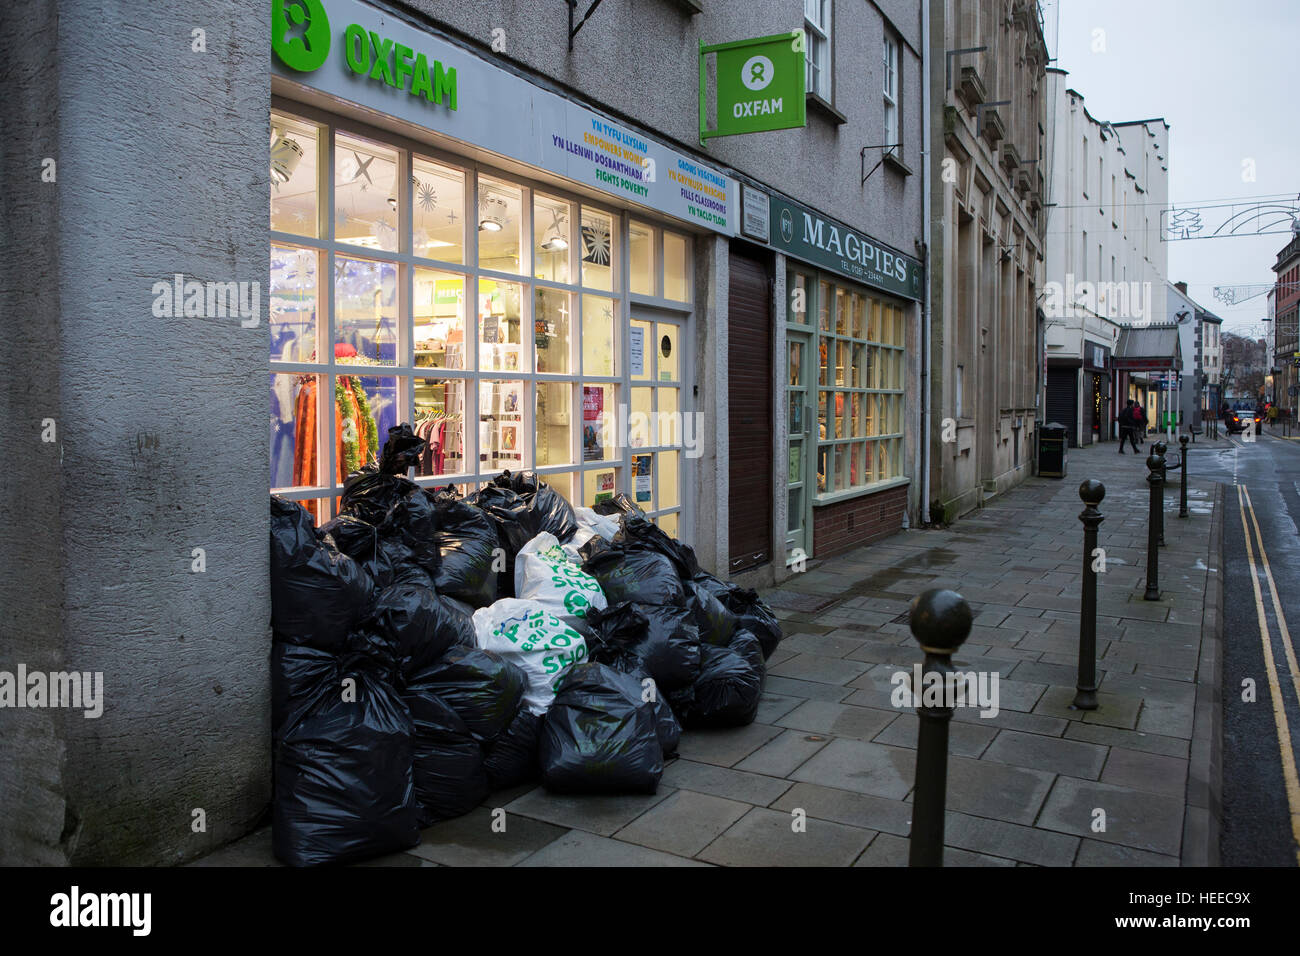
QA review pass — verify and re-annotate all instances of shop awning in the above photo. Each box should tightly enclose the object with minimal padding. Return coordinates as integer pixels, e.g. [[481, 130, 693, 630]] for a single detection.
[[1112, 322, 1182, 371]]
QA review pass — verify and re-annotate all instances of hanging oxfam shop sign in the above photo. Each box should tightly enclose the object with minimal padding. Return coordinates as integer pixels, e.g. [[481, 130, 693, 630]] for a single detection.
[[769, 196, 923, 301], [699, 32, 806, 142], [271, 0, 736, 234]]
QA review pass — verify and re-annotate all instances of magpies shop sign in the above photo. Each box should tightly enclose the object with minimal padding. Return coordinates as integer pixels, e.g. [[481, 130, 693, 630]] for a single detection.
[[272, 0, 457, 110]]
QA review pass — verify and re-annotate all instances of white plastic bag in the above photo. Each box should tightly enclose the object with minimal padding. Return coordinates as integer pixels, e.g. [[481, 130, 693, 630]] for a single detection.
[[472, 598, 588, 714], [562, 508, 620, 563], [516, 532, 608, 620]]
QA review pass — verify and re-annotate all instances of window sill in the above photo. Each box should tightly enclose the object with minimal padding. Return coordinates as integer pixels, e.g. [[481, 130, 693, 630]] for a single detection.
[[806, 92, 847, 125], [883, 150, 912, 177], [812, 475, 911, 506]]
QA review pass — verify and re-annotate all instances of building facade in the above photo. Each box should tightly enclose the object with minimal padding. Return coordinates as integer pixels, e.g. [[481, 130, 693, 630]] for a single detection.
[[1, 0, 928, 864], [1272, 228, 1300, 416], [926, 0, 1048, 521], [1042, 69, 1169, 446]]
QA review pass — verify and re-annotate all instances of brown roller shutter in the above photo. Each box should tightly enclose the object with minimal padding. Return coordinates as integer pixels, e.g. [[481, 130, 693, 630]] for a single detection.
[[728, 246, 773, 572]]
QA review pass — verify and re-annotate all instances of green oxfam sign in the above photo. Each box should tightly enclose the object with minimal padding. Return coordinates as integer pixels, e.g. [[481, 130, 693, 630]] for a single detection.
[[699, 31, 806, 143], [273, 0, 331, 72], [272, 0, 457, 110]]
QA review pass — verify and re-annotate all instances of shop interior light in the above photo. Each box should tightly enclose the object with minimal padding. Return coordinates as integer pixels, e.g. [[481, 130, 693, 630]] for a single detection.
[[479, 194, 507, 232], [541, 207, 568, 251], [270, 134, 304, 184]]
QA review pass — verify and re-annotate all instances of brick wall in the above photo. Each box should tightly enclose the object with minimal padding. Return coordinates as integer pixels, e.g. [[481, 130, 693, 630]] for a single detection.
[[812, 484, 908, 558]]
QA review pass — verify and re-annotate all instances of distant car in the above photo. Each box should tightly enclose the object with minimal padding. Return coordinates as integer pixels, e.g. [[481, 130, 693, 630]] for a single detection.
[[1225, 402, 1262, 434]]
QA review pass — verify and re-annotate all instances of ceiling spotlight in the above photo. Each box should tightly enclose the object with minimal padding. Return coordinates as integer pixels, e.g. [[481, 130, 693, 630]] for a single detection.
[[270, 135, 304, 184], [479, 194, 507, 232], [387, 196, 398, 210], [541, 207, 568, 251]]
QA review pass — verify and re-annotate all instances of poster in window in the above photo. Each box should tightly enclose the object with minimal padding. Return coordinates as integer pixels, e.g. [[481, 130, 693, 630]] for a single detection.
[[630, 326, 645, 377], [582, 386, 604, 462], [501, 425, 517, 452], [633, 454, 652, 502], [595, 470, 615, 504]]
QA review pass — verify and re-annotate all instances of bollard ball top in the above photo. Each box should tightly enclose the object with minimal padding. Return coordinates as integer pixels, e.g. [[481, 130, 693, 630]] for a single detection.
[[1147, 452, 1163, 473], [1079, 479, 1105, 506], [908, 588, 972, 653], [1180, 435, 1189, 446], [1153, 440, 1167, 456]]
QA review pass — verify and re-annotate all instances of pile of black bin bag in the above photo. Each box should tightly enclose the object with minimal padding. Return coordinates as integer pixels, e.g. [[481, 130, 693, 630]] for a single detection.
[[269, 424, 782, 866]]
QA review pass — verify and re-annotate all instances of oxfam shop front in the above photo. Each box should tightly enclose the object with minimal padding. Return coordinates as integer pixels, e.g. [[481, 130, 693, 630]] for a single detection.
[[269, 0, 736, 541]]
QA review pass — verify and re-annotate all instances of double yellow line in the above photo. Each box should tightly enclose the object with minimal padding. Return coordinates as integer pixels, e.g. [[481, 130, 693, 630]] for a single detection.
[[1236, 484, 1300, 863]]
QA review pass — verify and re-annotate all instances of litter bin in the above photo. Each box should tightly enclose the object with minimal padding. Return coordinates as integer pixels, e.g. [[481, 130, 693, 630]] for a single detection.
[[1039, 422, 1068, 478]]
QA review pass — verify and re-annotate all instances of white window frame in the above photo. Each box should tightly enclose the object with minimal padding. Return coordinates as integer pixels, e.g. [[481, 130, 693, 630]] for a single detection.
[[804, 0, 831, 101], [883, 31, 900, 153], [268, 103, 695, 534]]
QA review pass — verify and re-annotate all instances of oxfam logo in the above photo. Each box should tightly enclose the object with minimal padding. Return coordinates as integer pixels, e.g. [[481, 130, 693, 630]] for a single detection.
[[273, 0, 331, 73]]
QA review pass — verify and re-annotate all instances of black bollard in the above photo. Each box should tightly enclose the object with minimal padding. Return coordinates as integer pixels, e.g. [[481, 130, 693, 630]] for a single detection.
[[1144, 451, 1162, 600], [1178, 435, 1189, 518], [907, 588, 972, 867], [1074, 481, 1104, 710], [1153, 441, 1167, 546]]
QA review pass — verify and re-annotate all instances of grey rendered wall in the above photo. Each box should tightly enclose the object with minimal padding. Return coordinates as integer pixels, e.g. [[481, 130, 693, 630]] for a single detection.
[[399, 0, 926, 259], [1, 1, 272, 865], [0, 0, 67, 866]]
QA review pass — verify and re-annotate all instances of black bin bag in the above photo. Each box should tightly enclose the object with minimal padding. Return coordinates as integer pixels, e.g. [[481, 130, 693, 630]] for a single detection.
[[692, 573, 783, 660], [272, 660, 419, 866], [271, 496, 374, 652], [483, 708, 543, 790], [586, 601, 701, 692], [723, 587, 783, 660], [382, 488, 441, 579], [684, 578, 738, 648], [409, 645, 527, 745], [367, 583, 475, 678], [671, 643, 764, 729], [539, 662, 668, 794], [494, 470, 579, 542], [428, 489, 499, 607], [582, 546, 686, 607], [612, 510, 700, 579], [468, 484, 537, 599], [402, 683, 489, 825]]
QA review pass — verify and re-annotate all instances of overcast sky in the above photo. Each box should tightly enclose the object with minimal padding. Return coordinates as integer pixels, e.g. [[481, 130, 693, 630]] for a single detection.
[[1046, 0, 1299, 338]]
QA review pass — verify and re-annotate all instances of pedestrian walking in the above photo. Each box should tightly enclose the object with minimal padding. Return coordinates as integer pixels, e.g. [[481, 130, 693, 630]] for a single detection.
[[1118, 400, 1142, 454], [1130, 400, 1147, 452]]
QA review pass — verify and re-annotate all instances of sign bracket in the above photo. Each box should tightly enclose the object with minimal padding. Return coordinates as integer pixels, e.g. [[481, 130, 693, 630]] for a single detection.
[[860, 144, 901, 185]]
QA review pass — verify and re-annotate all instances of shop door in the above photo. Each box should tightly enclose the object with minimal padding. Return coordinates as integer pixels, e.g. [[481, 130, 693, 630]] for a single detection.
[[785, 328, 813, 563], [628, 312, 687, 539], [728, 249, 773, 573], [1090, 374, 1107, 441]]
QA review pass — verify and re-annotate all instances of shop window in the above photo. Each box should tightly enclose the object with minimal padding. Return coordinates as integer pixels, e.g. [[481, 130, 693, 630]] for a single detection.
[[478, 176, 526, 275], [412, 157, 465, 264], [269, 110, 693, 533], [413, 268, 466, 370], [335, 256, 398, 365], [270, 244, 318, 363], [478, 278, 524, 372], [663, 231, 690, 301], [335, 134, 399, 252], [534, 288, 572, 374], [582, 294, 618, 376], [536, 381, 573, 466], [534, 194, 573, 284], [414, 378, 467, 476], [580, 208, 618, 291], [271, 114, 321, 238], [797, 269, 907, 497], [629, 221, 655, 296]]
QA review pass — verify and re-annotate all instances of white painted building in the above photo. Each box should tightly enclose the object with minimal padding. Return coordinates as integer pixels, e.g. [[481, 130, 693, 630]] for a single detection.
[[1041, 68, 1170, 445]]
